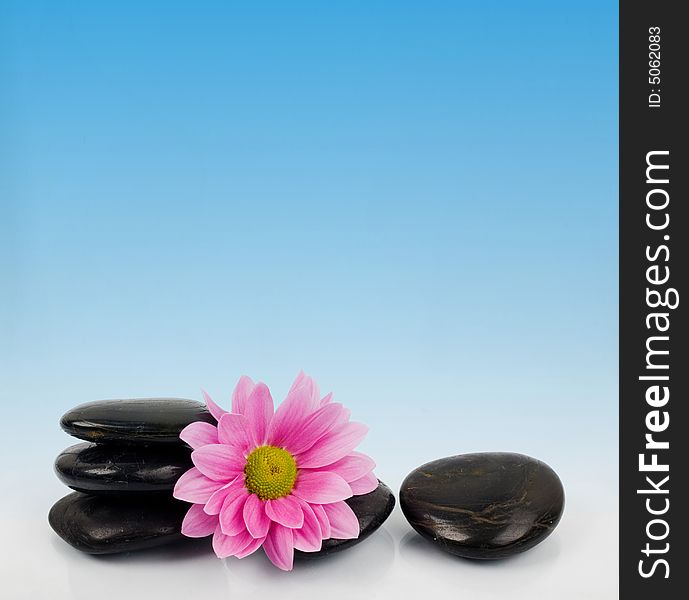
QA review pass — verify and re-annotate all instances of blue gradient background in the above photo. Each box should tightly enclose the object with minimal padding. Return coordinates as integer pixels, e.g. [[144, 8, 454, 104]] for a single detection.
[[1, 2, 617, 597]]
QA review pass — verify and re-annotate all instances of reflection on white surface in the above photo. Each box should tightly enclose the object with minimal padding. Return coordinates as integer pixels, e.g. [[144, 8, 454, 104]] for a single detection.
[[399, 529, 561, 593], [222, 528, 395, 598], [57, 538, 227, 600], [46, 514, 395, 600], [1, 472, 617, 599]]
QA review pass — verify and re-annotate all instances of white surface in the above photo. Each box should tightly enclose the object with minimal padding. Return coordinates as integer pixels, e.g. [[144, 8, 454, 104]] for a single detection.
[[2, 466, 617, 599]]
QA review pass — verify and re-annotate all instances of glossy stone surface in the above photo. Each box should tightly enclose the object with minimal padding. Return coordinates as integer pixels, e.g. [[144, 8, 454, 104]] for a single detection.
[[297, 480, 395, 559], [49, 492, 189, 554], [50, 481, 395, 557], [55, 443, 193, 495], [60, 398, 215, 444], [400, 453, 564, 559]]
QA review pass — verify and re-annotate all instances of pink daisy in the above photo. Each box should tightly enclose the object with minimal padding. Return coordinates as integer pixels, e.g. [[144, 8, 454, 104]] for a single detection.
[[173, 372, 377, 571]]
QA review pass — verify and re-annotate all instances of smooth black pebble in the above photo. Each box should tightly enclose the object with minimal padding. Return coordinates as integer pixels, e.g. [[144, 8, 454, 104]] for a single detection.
[[49, 492, 189, 554], [55, 442, 193, 495], [400, 452, 564, 559], [297, 480, 395, 559], [60, 398, 215, 444], [50, 482, 395, 557]]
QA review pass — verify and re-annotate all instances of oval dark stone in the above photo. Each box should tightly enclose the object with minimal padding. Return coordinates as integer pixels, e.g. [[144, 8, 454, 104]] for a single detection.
[[399, 453, 564, 559], [49, 482, 395, 556], [297, 480, 395, 559], [49, 492, 189, 554], [60, 398, 215, 444], [55, 443, 193, 495]]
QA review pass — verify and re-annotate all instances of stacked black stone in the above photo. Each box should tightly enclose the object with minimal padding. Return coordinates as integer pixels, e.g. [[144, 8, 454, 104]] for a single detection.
[[49, 398, 214, 554], [49, 398, 395, 557]]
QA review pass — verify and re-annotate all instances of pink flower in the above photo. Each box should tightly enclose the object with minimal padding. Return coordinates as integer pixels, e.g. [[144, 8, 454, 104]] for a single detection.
[[173, 372, 377, 571]]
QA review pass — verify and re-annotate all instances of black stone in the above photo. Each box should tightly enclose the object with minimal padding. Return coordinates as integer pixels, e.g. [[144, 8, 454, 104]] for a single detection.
[[49, 492, 189, 554], [399, 452, 564, 559], [55, 443, 193, 495], [49, 481, 395, 557], [297, 480, 395, 559], [60, 398, 215, 444]]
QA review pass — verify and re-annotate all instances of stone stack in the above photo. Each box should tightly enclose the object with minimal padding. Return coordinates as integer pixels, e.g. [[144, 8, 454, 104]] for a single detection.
[[49, 398, 396, 557], [49, 398, 213, 554]]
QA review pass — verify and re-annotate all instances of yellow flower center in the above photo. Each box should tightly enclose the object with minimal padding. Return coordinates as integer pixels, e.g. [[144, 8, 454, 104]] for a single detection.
[[244, 445, 298, 500]]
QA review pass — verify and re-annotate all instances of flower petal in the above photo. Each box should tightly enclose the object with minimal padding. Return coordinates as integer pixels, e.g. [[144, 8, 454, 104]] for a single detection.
[[244, 382, 274, 446], [307, 377, 321, 407], [235, 534, 266, 559], [179, 421, 219, 449], [202, 389, 227, 422], [204, 476, 242, 515], [292, 471, 352, 504], [231, 375, 255, 414], [295, 422, 368, 468], [323, 501, 360, 539], [281, 402, 347, 455], [311, 451, 376, 483], [289, 370, 306, 393], [294, 372, 321, 410], [212, 525, 254, 559], [292, 500, 322, 552], [192, 444, 244, 481], [267, 375, 320, 446], [219, 487, 250, 536], [243, 493, 271, 538], [312, 503, 331, 539], [349, 471, 378, 495], [319, 392, 333, 406], [265, 495, 304, 528], [181, 504, 218, 538], [173, 467, 225, 504], [288, 371, 320, 405], [217, 412, 251, 451], [263, 523, 294, 571]]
